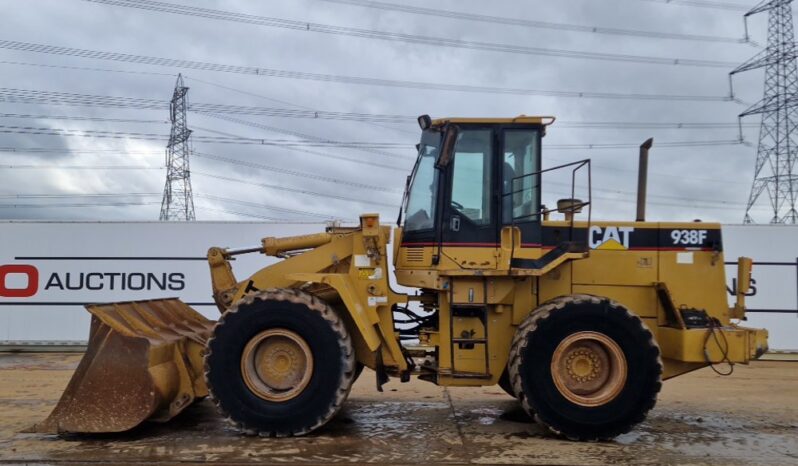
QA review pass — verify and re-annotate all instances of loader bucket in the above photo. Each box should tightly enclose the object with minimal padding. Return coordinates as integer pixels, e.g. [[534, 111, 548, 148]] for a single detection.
[[29, 298, 215, 434]]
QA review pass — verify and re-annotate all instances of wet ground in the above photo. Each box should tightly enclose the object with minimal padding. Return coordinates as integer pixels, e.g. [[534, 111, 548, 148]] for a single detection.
[[0, 353, 796, 465]]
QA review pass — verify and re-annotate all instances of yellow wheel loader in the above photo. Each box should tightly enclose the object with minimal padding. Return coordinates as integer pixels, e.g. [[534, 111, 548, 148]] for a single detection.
[[33, 115, 768, 441]]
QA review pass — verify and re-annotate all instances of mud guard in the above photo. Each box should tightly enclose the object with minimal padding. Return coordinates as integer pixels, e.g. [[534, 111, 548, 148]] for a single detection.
[[285, 273, 383, 351]]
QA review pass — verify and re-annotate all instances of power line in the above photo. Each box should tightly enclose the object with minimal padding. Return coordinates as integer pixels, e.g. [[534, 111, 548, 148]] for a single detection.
[[0, 147, 162, 155], [0, 87, 420, 126], [0, 102, 761, 131], [0, 87, 414, 122], [0, 164, 161, 170], [547, 190, 750, 211], [0, 122, 750, 152], [195, 205, 332, 223], [0, 41, 739, 102], [197, 194, 341, 220], [0, 67, 735, 102], [0, 109, 761, 132], [192, 153, 403, 191], [195, 205, 283, 221], [0, 179, 393, 213], [545, 139, 748, 150], [0, 192, 738, 215], [0, 169, 743, 211], [0, 59, 174, 77], [0, 193, 160, 199], [545, 153, 748, 185], [556, 120, 759, 129], [0, 88, 748, 131], [0, 87, 166, 110], [0, 144, 406, 180], [0, 112, 167, 124], [184, 75, 418, 136], [548, 179, 742, 205], [0, 174, 395, 209], [195, 143, 406, 172], [0, 195, 349, 220], [0, 88, 750, 145], [0, 144, 744, 188], [323, 0, 751, 44], [192, 105, 410, 123], [629, 0, 750, 12], [0, 111, 409, 172], [0, 121, 748, 152], [0, 191, 749, 213], [193, 172, 397, 206], [198, 112, 405, 159], [0, 123, 410, 148], [0, 201, 161, 208], [75, 0, 739, 67], [187, 76, 318, 111], [173, 123, 409, 170], [0, 86, 415, 170]]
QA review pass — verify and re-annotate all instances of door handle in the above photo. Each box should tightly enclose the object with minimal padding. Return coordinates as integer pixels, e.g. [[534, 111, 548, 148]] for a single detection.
[[450, 215, 460, 232]]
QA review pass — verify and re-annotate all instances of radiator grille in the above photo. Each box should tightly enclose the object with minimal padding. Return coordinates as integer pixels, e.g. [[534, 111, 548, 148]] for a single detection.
[[404, 247, 425, 263]]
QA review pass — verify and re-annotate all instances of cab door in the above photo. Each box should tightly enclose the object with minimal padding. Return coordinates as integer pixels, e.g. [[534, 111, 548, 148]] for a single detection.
[[440, 127, 498, 269], [500, 127, 543, 252]]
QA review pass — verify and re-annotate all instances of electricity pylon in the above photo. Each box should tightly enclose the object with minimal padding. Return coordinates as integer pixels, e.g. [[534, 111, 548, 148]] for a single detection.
[[731, 0, 798, 224], [159, 74, 196, 221]]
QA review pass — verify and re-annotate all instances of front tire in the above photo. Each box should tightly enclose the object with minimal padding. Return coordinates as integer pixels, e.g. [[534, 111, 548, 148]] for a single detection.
[[497, 369, 516, 398], [204, 289, 355, 437], [508, 294, 662, 441]]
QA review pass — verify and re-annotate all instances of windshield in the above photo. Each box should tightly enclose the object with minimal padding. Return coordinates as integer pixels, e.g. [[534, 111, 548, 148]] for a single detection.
[[403, 129, 441, 232]]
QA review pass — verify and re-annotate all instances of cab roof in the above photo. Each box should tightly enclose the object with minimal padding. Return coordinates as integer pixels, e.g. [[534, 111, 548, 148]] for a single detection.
[[430, 115, 555, 127]]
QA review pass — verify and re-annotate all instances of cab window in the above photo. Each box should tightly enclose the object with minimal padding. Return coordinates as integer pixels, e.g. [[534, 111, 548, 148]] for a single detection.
[[450, 129, 493, 226], [404, 142, 440, 232], [502, 129, 540, 223]]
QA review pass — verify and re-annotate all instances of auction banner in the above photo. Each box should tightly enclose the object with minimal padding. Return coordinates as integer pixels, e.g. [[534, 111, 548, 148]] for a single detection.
[[0, 222, 796, 349], [0, 221, 323, 342]]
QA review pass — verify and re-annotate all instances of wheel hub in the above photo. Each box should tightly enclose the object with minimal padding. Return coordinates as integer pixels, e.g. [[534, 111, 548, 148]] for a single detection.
[[241, 329, 313, 401], [551, 331, 627, 407]]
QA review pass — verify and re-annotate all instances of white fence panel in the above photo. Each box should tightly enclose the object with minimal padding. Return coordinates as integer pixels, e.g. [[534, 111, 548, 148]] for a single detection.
[[0, 222, 796, 349]]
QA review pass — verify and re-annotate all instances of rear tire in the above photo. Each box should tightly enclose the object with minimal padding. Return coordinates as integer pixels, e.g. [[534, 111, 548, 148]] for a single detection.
[[204, 289, 355, 437], [508, 294, 662, 441]]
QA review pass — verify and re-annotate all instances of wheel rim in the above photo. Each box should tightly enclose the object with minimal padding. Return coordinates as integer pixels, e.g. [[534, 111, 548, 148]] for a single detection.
[[241, 329, 313, 402], [550, 331, 627, 407]]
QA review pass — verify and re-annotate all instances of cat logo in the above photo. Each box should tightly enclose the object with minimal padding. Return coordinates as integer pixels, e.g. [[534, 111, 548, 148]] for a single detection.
[[589, 226, 634, 250]]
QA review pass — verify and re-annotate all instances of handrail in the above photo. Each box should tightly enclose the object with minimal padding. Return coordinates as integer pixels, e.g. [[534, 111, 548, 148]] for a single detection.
[[501, 158, 592, 244]]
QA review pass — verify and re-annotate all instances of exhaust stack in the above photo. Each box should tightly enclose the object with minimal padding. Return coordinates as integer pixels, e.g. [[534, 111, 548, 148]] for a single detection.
[[636, 138, 654, 222]]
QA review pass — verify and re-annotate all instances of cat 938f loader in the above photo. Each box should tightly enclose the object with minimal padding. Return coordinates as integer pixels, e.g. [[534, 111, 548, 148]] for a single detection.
[[34, 115, 768, 441]]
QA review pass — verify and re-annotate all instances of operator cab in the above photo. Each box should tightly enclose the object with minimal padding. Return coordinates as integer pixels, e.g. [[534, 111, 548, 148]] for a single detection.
[[398, 115, 554, 271]]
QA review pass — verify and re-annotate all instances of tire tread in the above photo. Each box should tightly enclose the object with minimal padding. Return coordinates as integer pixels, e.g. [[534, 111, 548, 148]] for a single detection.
[[507, 294, 663, 441], [204, 288, 355, 437]]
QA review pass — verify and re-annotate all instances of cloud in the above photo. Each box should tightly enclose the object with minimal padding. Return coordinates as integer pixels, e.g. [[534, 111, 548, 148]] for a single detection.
[[0, 0, 778, 223]]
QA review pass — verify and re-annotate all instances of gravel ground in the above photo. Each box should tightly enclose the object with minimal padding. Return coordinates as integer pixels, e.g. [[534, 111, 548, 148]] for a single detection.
[[0, 353, 796, 465]]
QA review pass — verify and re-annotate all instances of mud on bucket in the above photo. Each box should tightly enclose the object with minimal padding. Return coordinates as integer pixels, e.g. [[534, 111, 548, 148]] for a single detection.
[[28, 298, 214, 434]]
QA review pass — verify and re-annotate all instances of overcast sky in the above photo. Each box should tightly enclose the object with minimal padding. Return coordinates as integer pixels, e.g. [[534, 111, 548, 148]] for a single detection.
[[0, 0, 782, 223]]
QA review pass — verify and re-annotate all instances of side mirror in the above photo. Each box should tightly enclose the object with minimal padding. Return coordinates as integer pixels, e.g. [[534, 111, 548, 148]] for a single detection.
[[435, 125, 459, 169], [417, 114, 432, 130]]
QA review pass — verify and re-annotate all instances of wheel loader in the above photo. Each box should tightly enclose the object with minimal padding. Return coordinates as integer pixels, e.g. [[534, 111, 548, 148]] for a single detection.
[[33, 115, 768, 441]]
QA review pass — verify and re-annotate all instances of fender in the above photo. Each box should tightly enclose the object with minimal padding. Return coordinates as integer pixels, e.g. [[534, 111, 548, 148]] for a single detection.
[[286, 272, 382, 351]]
